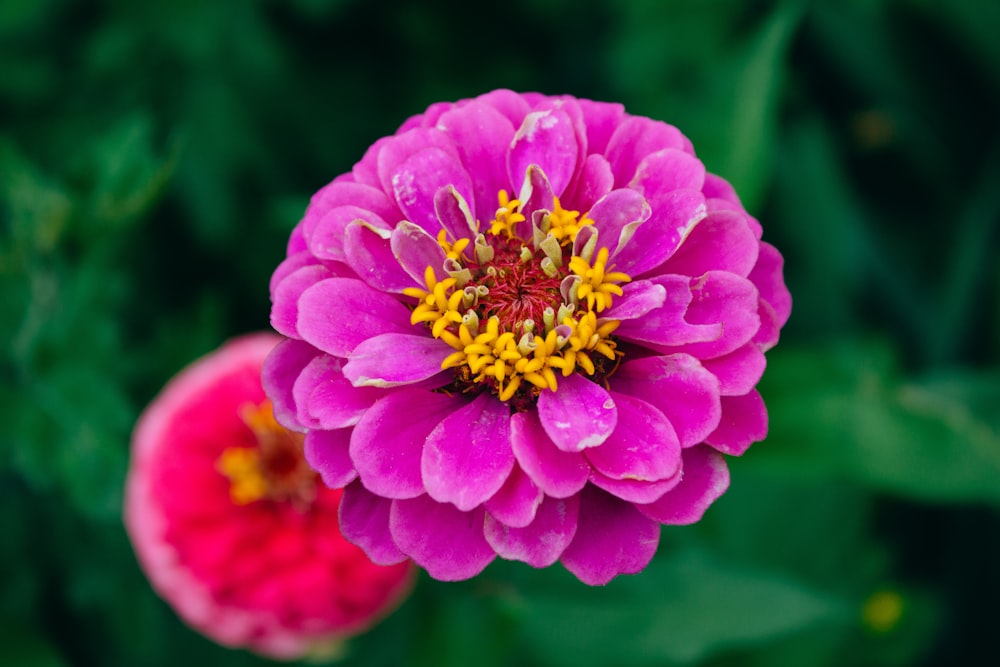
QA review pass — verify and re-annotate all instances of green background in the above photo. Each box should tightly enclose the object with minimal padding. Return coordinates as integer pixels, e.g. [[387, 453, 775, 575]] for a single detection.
[[2, 0, 999, 664]]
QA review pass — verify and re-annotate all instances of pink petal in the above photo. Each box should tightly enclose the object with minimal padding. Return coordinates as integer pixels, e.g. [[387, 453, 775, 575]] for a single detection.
[[537, 374, 618, 453], [294, 355, 388, 429], [702, 172, 744, 209], [269, 249, 321, 299], [754, 298, 782, 351], [375, 127, 460, 197], [517, 165, 555, 236], [436, 101, 516, 224], [510, 411, 589, 499], [390, 495, 495, 580], [271, 263, 335, 339], [296, 278, 414, 357], [673, 271, 761, 359], [663, 209, 759, 278], [562, 153, 614, 213], [604, 116, 692, 187], [588, 468, 681, 504], [338, 480, 408, 565], [398, 103, 454, 132], [301, 181, 401, 252], [476, 88, 532, 126], [576, 99, 625, 155], [701, 344, 767, 397], [309, 177, 402, 224], [342, 333, 452, 388], [303, 428, 357, 488], [588, 188, 652, 258], [707, 196, 762, 239], [484, 464, 543, 528], [705, 390, 768, 456], [603, 279, 665, 322], [422, 394, 515, 511], [351, 136, 390, 187], [343, 222, 416, 293], [611, 354, 722, 448], [350, 388, 460, 499], [629, 147, 706, 193], [560, 486, 661, 585], [261, 339, 320, 432], [537, 96, 586, 148], [306, 205, 389, 263], [749, 241, 792, 329], [584, 392, 681, 482], [390, 147, 475, 235], [636, 445, 730, 525], [611, 189, 707, 278], [615, 274, 721, 349], [286, 223, 306, 254], [434, 186, 478, 242], [484, 494, 580, 567], [390, 221, 448, 285], [508, 109, 579, 197]]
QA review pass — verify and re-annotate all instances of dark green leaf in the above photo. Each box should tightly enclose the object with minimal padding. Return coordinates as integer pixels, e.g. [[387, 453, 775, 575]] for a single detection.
[[754, 342, 1000, 505], [513, 550, 848, 666], [0, 618, 66, 667]]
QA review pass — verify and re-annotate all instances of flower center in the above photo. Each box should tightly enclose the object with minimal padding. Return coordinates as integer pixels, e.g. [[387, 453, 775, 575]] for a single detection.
[[473, 236, 563, 328], [403, 191, 630, 408], [217, 399, 318, 507]]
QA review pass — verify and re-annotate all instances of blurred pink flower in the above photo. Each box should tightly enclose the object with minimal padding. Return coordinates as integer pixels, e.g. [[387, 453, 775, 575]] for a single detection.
[[125, 333, 414, 659], [265, 90, 791, 585]]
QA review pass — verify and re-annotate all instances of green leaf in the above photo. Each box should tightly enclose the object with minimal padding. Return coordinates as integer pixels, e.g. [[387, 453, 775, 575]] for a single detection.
[[4, 363, 131, 520], [0, 491, 42, 619], [0, 141, 72, 257], [703, 471, 882, 589], [771, 118, 885, 336], [409, 575, 517, 667], [753, 341, 1000, 505], [607, 1, 803, 212], [512, 550, 848, 666], [711, 1, 804, 212], [0, 618, 66, 667], [73, 114, 181, 233]]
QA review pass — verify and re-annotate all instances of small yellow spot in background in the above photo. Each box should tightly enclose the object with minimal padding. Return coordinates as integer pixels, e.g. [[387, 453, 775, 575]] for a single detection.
[[302, 636, 347, 663], [861, 588, 905, 633]]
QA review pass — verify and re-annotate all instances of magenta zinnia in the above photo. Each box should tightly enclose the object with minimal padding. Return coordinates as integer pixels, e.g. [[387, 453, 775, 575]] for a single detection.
[[125, 334, 414, 658], [265, 90, 791, 585]]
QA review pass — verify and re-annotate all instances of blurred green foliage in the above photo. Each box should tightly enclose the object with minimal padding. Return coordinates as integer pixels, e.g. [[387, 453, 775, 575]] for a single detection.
[[2, 0, 998, 665]]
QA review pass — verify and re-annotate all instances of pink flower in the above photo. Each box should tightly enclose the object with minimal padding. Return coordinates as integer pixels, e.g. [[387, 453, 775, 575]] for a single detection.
[[265, 90, 791, 585], [125, 333, 414, 659]]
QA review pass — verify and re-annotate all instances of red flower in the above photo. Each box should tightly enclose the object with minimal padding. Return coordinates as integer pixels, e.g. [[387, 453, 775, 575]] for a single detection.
[[125, 333, 414, 659]]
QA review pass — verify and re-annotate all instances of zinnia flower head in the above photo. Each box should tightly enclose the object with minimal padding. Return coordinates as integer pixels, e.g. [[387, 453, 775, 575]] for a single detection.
[[125, 333, 414, 658], [266, 90, 791, 585]]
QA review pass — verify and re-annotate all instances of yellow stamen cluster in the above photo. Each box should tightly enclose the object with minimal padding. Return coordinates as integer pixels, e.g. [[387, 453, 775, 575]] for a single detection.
[[435, 312, 620, 401], [488, 190, 526, 238], [437, 229, 470, 261], [405, 190, 631, 403], [403, 267, 463, 338], [241, 399, 282, 435], [546, 196, 594, 245], [216, 401, 313, 506], [217, 447, 268, 505], [548, 311, 620, 376], [568, 246, 631, 313], [439, 318, 557, 401]]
